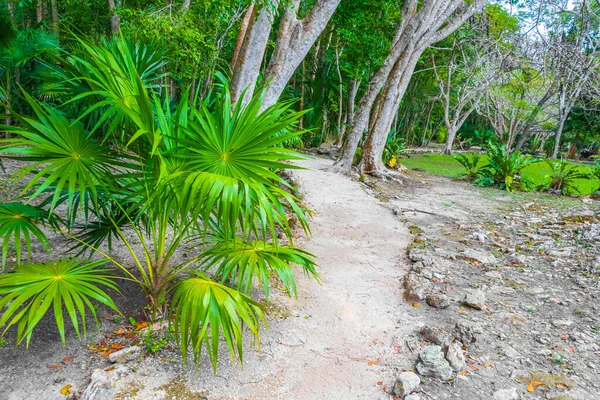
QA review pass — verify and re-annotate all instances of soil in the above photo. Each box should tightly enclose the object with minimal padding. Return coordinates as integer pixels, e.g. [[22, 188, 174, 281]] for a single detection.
[[0, 156, 598, 400]]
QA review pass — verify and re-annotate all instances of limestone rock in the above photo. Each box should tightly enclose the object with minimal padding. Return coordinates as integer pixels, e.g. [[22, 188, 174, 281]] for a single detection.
[[492, 387, 519, 400], [455, 321, 482, 344], [464, 289, 486, 310], [404, 395, 422, 400], [108, 346, 141, 364], [426, 294, 450, 309], [415, 345, 453, 381], [81, 365, 130, 400], [393, 371, 420, 397], [420, 326, 453, 348], [445, 340, 466, 371]]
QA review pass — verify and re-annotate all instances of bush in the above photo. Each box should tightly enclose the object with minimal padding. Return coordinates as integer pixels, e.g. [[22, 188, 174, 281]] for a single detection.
[[475, 141, 541, 192], [453, 154, 482, 181], [540, 159, 589, 195], [383, 136, 408, 167]]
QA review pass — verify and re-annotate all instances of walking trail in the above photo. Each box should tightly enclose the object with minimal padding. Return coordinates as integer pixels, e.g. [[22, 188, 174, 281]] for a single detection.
[[170, 156, 416, 399]]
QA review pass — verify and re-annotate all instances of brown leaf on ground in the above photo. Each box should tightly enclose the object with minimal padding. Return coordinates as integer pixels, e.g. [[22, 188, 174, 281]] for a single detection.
[[62, 357, 73, 365], [47, 365, 62, 369]]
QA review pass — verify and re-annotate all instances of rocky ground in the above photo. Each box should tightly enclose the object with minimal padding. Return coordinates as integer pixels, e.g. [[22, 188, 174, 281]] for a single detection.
[[0, 154, 599, 400]]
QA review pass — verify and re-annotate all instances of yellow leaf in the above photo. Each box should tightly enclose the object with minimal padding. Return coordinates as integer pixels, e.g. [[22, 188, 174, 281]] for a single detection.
[[59, 384, 73, 395], [412, 303, 421, 307], [459, 371, 468, 376], [527, 381, 543, 392], [482, 361, 494, 367]]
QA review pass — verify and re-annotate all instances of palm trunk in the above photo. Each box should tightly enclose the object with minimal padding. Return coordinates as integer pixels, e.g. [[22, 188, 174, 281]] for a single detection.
[[51, 0, 59, 38], [108, 0, 120, 34]]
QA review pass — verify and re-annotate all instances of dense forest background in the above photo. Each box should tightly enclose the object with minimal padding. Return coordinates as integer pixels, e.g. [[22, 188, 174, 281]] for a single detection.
[[2, 0, 600, 164]]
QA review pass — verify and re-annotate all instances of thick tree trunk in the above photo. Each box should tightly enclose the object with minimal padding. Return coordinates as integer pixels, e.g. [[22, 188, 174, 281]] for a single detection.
[[567, 134, 579, 160], [333, 0, 484, 174], [260, 0, 341, 110], [442, 126, 458, 155], [36, 0, 43, 23], [108, 0, 120, 35], [336, 78, 359, 145], [231, 2, 279, 105], [51, 0, 59, 37], [231, 4, 254, 71], [360, 53, 420, 174]]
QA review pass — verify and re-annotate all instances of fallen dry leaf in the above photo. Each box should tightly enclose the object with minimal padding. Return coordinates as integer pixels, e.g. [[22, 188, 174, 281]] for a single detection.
[[467, 364, 479, 371], [567, 345, 576, 353], [526, 380, 543, 392], [59, 384, 73, 395], [135, 321, 149, 330], [459, 371, 468, 376], [482, 361, 494, 367], [62, 357, 73, 365], [376, 381, 383, 386], [556, 384, 568, 389], [367, 358, 381, 366], [412, 302, 421, 308], [47, 365, 62, 369], [110, 343, 124, 350]]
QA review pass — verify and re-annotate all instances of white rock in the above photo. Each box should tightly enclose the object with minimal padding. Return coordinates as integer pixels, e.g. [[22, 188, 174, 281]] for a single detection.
[[464, 289, 486, 310], [492, 387, 519, 400], [445, 340, 466, 371], [393, 371, 421, 397], [108, 346, 141, 364]]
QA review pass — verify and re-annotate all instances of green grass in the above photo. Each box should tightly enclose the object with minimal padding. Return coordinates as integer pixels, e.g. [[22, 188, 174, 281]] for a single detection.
[[400, 153, 599, 195]]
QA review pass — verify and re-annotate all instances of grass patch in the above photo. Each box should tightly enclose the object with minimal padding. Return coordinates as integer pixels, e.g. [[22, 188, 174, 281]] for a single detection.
[[401, 153, 598, 195]]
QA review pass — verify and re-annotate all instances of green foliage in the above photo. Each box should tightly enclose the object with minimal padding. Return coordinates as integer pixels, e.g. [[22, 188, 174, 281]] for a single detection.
[[170, 274, 266, 371], [454, 154, 482, 181], [0, 203, 59, 269], [591, 162, 600, 191], [0, 36, 316, 371], [540, 160, 590, 195], [476, 142, 541, 192], [0, 258, 120, 346], [383, 135, 407, 166]]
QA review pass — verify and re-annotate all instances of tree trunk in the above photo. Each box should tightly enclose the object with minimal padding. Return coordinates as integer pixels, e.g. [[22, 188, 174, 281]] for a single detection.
[[7, 0, 15, 26], [566, 133, 579, 160], [335, 46, 344, 144], [108, 0, 120, 35], [231, 1, 279, 105], [260, 0, 341, 111], [181, 0, 191, 12], [36, 0, 43, 23], [51, 0, 59, 37], [333, 0, 485, 174], [552, 117, 567, 159], [442, 126, 458, 155], [231, 4, 254, 71], [360, 53, 420, 174], [299, 61, 305, 130]]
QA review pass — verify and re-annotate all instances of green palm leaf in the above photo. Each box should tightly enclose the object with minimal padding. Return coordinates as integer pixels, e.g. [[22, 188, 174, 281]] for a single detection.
[[0, 202, 59, 269], [0, 258, 120, 346], [170, 274, 266, 371], [0, 92, 122, 214], [201, 237, 318, 298]]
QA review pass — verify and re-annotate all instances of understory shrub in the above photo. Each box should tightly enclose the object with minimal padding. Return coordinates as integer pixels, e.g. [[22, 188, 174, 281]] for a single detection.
[[475, 141, 541, 192], [540, 159, 589, 195], [454, 153, 482, 181]]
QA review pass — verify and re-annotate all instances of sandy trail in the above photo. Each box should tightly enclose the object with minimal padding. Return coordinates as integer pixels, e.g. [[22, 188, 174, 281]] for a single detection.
[[177, 156, 414, 399]]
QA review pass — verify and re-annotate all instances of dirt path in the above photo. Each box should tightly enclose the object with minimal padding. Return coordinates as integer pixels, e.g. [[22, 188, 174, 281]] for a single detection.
[[163, 156, 414, 399]]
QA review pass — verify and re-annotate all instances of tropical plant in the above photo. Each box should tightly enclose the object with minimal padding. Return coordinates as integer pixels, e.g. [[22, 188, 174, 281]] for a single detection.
[[454, 153, 482, 181], [0, 36, 316, 371], [383, 135, 408, 168], [476, 141, 541, 191], [540, 159, 589, 195], [591, 161, 600, 191]]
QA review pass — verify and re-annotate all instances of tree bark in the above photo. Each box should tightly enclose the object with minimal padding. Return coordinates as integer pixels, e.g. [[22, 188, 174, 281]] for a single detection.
[[108, 0, 120, 35], [7, 0, 15, 26], [181, 0, 191, 13], [259, 0, 341, 111], [333, 0, 485, 174], [552, 116, 567, 159], [36, 0, 44, 23], [231, 1, 280, 106], [443, 126, 458, 155], [231, 4, 254, 71], [51, 0, 59, 37], [566, 133, 579, 159]]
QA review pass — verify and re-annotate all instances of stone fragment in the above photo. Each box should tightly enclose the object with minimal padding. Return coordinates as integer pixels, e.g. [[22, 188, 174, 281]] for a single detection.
[[579, 224, 600, 242], [403, 272, 432, 302], [408, 248, 434, 266], [420, 326, 453, 348], [404, 395, 421, 400], [445, 340, 466, 371], [393, 371, 420, 397], [455, 321, 482, 344], [81, 365, 130, 400], [108, 346, 141, 364], [552, 320, 573, 328], [415, 345, 453, 381], [464, 289, 486, 310], [460, 248, 497, 265], [426, 294, 450, 309], [492, 387, 519, 400]]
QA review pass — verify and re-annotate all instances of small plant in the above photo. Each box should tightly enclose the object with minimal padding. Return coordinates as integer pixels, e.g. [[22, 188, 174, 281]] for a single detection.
[[0, 337, 6, 346], [454, 153, 482, 181], [143, 328, 170, 354], [476, 141, 541, 192], [383, 135, 408, 168], [551, 353, 566, 365], [129, 317, 137, 327], [540, 159, 588, 195], [113, 316, 121, 324], [591, 162, 600, 191]]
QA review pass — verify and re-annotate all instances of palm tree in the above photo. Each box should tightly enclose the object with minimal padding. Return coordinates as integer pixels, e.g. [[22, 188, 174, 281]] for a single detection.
[[0, 36, 317, 371]]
